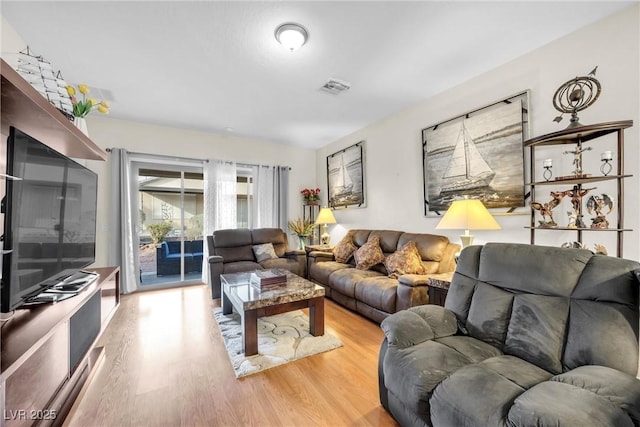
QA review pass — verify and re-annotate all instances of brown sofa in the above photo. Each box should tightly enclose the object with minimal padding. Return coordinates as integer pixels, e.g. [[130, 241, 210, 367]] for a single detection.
[[307, 229, 460, 323], [206, 228, 306, 299]]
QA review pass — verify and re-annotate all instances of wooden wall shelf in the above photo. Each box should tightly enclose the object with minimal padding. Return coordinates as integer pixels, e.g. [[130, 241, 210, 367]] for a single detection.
[[0, 59, 107, 161]]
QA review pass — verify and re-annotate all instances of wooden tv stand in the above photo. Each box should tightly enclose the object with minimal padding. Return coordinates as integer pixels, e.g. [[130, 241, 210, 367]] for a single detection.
[[0, 266, 120, 427]]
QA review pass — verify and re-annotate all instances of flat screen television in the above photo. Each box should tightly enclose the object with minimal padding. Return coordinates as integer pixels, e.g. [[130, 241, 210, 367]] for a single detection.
[[1, 126, 98, 312]]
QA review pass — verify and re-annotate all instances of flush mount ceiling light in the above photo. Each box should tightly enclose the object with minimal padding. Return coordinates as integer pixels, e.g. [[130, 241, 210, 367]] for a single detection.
[[275, 23, 308, 51]]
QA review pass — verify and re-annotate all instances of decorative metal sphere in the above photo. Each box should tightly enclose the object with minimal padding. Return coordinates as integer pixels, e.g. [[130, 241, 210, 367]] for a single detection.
[[552, 74, 601, 128]]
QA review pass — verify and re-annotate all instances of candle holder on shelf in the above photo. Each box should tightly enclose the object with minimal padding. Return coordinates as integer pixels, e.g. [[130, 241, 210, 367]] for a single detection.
[[600, 151, 613, 176], [542, 159, 553, 181]]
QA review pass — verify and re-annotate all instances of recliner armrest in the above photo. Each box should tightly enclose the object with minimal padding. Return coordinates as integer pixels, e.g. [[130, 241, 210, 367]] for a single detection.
[[308, 251, 334, 261], [284, 250, 305, 256], [381, 305, 458, 349], [398, 274, 430, 287], [208, 255, 223, 264]]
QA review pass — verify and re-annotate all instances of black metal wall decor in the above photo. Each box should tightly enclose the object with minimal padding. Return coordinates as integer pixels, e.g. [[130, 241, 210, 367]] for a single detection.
[[552, 66, 601, 128], [422, 91, 530, 215], [327, 141, 365, 208]]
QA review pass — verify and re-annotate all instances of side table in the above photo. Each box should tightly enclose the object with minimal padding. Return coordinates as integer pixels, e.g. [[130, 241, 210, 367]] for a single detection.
[[428, 272, 454, 307]]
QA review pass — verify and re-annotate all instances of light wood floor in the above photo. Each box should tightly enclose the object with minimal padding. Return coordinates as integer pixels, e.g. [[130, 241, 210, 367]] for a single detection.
[[64, 284, 399, 427]]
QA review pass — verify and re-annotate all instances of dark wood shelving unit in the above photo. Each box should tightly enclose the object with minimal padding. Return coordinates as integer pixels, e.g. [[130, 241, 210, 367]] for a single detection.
[[1, 268, 120, 427], [525, 121, 633, 257], [1, 59, 113, 426], [1, 59, 107, 161]]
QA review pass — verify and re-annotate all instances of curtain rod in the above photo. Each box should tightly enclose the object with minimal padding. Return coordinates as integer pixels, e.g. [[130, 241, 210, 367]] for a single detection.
[[106, 149, 291, 170], [237, 162, 291, 170], [105, 148, 209, 163]]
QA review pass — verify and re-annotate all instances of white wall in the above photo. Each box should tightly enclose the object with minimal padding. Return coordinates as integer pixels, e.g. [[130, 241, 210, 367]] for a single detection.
[[0, 15, 24, 67], [84, 117, 317, 266], [2, 13, 318, 267], [316, 4, 640, 261]]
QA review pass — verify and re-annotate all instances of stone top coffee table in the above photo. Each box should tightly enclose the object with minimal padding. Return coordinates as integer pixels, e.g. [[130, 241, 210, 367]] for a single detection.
[[220, 270, 325, 356]]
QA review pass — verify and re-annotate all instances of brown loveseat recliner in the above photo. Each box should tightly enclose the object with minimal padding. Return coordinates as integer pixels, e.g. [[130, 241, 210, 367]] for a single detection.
[[307, 229, 460, 323], [206, 228, 306, 299]]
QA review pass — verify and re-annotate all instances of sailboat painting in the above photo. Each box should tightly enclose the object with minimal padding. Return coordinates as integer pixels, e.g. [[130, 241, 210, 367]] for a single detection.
[[423, 92, 528, 214], [327, 142, 365, 208], [439, 123, 496, 194]]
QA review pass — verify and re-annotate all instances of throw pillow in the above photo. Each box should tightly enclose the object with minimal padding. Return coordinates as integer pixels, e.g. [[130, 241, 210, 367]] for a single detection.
[[354, 236, 385, 270], [252, 243, 278, 262], [333, 234, 357, 263], [384, 241, 426, 278]]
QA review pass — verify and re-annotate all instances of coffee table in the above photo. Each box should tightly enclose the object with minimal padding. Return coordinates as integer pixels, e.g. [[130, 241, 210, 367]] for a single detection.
[[220, 270, 325, 356]]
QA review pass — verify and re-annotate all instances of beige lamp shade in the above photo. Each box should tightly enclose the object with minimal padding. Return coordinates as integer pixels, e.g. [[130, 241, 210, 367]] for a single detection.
[[315, 207, 337, 245], [315, 207, 337, 225], [435, 198, 500, 249]]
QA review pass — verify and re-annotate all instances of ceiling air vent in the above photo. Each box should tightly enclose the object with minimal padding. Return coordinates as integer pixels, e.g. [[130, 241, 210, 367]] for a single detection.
[[86, 85, 116, 102], [320, 79, 351, 95]]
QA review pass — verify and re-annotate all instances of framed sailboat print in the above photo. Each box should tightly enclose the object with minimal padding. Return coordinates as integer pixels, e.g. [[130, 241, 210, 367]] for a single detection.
[[422, 91, 529, 215], [327, 141, 365, 208]]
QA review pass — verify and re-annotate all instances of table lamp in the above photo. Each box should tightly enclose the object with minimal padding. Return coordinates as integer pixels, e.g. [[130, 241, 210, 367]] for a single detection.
[[435, 198, 501, 249], [315, 207, 337, 245]]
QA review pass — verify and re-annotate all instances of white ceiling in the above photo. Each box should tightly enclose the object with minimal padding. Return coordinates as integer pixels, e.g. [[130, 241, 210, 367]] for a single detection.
[[1, 1, 633, 149]]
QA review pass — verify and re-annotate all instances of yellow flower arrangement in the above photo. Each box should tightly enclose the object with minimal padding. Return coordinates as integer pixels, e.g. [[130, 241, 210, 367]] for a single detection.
[[288, 218, 315, 236], [66, 84, 110, 118]]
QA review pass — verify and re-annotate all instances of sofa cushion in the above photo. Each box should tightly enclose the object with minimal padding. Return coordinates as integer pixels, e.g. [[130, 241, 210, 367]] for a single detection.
[[431, 356, 552, 427], [260, 257, 304, 277], [252, 243, 278, 262], [355, 276, 398, 313], [563, 299, 639, 375], [351, 230, 373, 247], [551, 365, 640, 423], [369, 230, 403, 253], [333, 233, 357, 263], [504, 294, 569, 374], [214, 228, 253, 247], [329, 268, 381, 298], [466, 282, 514, 349], [384, 241, 426, 278], [434, 336, 503, 365], [398, 233, 449, 262], [309, 261, 352, 285], [384, 339, 475, 418], [354, 236, 385, 270], [223, 261, 262, 274], [251, 228, 288, 257], [507, 381, 634, 427]]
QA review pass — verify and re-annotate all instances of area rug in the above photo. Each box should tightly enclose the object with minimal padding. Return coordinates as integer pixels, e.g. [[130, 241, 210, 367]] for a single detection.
[[213, 308, 343, 378]]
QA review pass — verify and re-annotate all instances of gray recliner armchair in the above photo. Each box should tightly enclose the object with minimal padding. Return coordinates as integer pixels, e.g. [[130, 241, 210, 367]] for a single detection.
[[207, 228, 306, 299], [379, 242, 640, 427]]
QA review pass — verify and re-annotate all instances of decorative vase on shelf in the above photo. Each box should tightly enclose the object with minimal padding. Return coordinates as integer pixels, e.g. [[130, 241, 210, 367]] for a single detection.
[[73, 116, 89, 136], [305, 200, 318, 206]]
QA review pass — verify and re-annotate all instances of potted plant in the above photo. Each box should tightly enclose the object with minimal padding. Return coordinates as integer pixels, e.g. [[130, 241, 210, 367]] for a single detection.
[[287, 218, 316, 250], [301, 188, 320, 205], [65, 83, 110, 135]]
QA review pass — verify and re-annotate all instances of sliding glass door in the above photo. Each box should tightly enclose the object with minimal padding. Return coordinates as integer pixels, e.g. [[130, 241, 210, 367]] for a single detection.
[[135, 163, 204, 288]]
